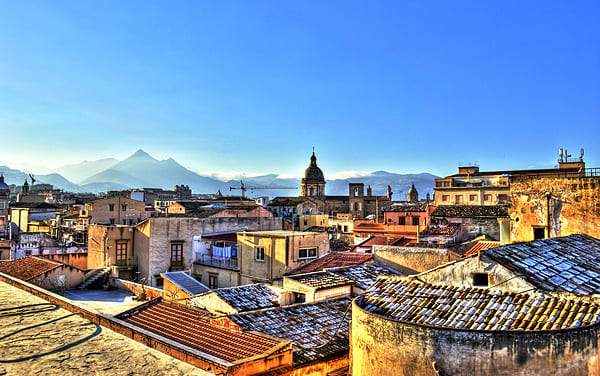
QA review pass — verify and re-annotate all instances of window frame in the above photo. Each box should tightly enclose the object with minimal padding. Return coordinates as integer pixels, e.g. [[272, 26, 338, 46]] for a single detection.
[[255, 246, 265, 262], [170, 242, 184, 267], [299, 247, 318, 260]]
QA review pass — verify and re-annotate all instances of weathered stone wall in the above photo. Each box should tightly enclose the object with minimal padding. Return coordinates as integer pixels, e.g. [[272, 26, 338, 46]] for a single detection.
[[89, 196, 146, 225], [373, 245, 453, 275], [137, 217, 281, 287], [510, 176, 600, 242], [192, 264, 240, 289], [351, 299, 600, 376]]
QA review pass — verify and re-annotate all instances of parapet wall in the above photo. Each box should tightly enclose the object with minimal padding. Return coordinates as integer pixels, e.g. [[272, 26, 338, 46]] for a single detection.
[[351, 299, 600, 376]]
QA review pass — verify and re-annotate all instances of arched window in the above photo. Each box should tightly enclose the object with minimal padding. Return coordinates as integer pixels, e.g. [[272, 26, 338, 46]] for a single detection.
[[353, 202, 359, 211]]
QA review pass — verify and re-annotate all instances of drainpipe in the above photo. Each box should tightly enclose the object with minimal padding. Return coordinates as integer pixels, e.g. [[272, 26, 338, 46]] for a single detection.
[[546, 192, 551, 238]]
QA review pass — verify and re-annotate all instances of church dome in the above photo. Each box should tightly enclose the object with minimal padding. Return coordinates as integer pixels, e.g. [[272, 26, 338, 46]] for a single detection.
[[303, 152, 325, 181], [0, 173, 9, 192]]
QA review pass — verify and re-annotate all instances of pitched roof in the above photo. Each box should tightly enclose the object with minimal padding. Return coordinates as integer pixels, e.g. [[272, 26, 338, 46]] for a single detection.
[[229, 298, 351, 366], [385, 202, 429, 212], [194, 284, 280, 313], [431, 205, 509, 218], [118, 299, 287, 363], [287, 252, 372, 275], [287, 271, 354, 290], [161, 271, 209, 295], [327, 262, 403, 290], [359, 277, 600, 331], [463, 240, 501, 257], [483, 233, 600, 295], [0, 256, 63, 281], [357, 236, 410, 247], [268, 196, 314, 206], [420, 223, 460, 236]]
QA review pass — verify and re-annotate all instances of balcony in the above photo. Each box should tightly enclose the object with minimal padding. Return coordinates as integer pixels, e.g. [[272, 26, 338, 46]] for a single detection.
[[194, 253, 238, 270], [113, 256, 137, 267]]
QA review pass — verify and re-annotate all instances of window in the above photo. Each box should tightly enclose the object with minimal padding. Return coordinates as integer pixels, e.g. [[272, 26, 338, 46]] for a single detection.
[[533, 227, 545, 240], [154, 274, 164, 288], [304, 219, 308, 226], [116, 241, 127, 264], [353, 202, 359, 211], [484, 194, 492, 201], [398, 216, 406, 225], [412, 216, 420, 226], [455, 195, 463, 204], [343, 225, 348, 233], [469, 194, 477, 201], [442, 195, 449, 202], [255, 247, 265, 261], [473, 273, 489, 287], [299, 247, 317, 259], [208, 274, 218, 289], [109, 204, 115, 212], [109, 218, 115, 225], [170, 242, 183, 267], [122, 204, 127, 211], [498, 194, 509, 202]]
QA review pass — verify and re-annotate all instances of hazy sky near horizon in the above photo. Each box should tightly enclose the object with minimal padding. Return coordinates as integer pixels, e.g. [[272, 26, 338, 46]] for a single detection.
[[0, 1, 599, 177]]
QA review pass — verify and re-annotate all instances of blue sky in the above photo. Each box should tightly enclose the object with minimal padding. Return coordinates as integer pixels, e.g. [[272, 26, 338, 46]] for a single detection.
[[0, 1, 598, 177]]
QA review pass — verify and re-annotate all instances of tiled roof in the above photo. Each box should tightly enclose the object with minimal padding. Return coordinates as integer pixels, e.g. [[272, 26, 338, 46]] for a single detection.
[[288, 271, 354, 290], [0, 256, 63, 281], [358, 236, 408, 247], [386, 202, 429, 212], [229, 298, 351, 366], [421, 223, 460, 236], [464, 240, 501, 257], [431, 205, 509, 218], [483, 234, 600, 295], [268, 197, 314, 206], [161, 271, 209, 295], [119, 299, 286, 363], [327, 262, 403, 290], [360, 277, 600, 331], [194, 284, 279, 313], [287, 252, 372, 275]]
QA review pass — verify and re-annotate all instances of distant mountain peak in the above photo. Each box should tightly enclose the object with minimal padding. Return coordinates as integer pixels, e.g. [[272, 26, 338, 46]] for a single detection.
[[128, 149, 153, 160]]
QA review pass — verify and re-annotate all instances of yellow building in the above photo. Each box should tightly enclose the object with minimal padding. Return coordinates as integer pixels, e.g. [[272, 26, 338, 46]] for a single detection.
[[237, 230, 330, 285], [298, 213, 329, 231]]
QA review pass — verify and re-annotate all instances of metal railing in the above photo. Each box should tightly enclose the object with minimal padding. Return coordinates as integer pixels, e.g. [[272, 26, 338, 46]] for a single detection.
[[585, 168, 600, 177], [194, 254, 238, 270], [113, 256, 137, 267]]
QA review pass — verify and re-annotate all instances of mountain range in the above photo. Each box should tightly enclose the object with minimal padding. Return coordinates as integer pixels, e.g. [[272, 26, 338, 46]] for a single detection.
[[0, 149, 439, 200]]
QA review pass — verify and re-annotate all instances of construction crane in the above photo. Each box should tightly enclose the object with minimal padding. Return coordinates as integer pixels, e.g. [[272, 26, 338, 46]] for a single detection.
[[229, 180, 297, 198]]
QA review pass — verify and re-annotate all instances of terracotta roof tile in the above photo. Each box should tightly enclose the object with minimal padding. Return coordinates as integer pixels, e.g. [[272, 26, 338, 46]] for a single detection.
[[483, 234, 600, 295], [359, 277, 600, 331], [0, 256, 63, 281], [421, 223, 460, 236], [287, 252, 372, 275], [431, 205, 509, 218], [229, 298, 351, 366], [358, 236, 408, 247], [464, 240, 501, 257], [118, 299, 285, 363]]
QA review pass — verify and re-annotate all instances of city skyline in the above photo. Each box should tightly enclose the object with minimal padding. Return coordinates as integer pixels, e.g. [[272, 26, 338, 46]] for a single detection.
[[1, 1, 599, 176]]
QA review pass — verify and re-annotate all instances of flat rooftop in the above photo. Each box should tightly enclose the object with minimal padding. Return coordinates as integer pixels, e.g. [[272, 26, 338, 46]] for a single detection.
[[0, 280, 210, 376], [241, 230, 322, 237], [62, 289, 145, 316]]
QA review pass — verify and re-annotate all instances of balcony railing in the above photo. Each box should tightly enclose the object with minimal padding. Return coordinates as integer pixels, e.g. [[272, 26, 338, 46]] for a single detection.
[[113, 256, 137, 267], [194, 253, 238, 270]]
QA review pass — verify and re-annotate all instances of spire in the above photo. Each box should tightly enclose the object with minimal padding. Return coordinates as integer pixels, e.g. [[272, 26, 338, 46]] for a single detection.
[[310, 148, 317, 166]]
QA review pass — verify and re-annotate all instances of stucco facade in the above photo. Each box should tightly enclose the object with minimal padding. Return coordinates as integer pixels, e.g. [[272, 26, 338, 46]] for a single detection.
[[509, 175, 600, 242]]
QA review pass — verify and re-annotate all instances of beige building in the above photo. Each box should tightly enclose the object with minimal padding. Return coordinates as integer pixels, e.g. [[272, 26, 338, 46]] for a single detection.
[[237, 230, 330, 285], [298, 213, 329, 231], [434, 156, 586, 206], [85, 196, 146, 226]]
